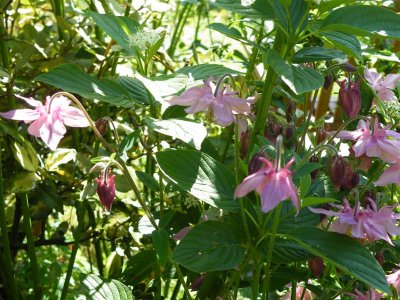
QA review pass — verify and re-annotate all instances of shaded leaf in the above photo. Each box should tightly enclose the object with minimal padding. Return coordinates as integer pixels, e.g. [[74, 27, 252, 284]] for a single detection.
[[176, 64, 242, 81], [155, 149, 238, 211], [321, 31, 362, 61], [172, 220, 245, 272], [293, 47, 345, 63]]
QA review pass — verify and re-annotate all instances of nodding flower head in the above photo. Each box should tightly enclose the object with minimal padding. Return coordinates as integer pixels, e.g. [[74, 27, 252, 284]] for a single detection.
[[96, 170, 116, 211]]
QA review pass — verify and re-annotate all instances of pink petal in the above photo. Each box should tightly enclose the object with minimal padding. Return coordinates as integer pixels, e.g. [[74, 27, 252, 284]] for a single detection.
[[234, 170, 267, 198], [381, 74, 400, 89], [39, 116, 66, 150], [375, 163, 400, 186], [15, 95, 41, 107], [212, 102, 235, 126], [0, 109, 40, 122], [260, 177, 284, 213], [334, 130, 364, 140], [46, 95, 71, 113], [377, 89, 397, 101], [60, 107, 90, 127], [27, 116, 46, 137], [364, 68, 380, 86]]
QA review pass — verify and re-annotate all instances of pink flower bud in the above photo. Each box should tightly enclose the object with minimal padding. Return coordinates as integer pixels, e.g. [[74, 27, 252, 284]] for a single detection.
[[96, 170, 116, 211], [328, 155, 346, 188], [338, 80, 361, 118], [308, 257, 324, 277]]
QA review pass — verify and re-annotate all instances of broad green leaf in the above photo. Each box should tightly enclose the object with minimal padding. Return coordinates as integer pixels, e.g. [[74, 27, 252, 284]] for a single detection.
[[172, 220, 245, 272], [11, 172, 39, 193], [35, 64, 137, 107], [321, 31, 362, 61], [320, 5, 400, 39], [176, 64, 242, 81], [79, 273, 134, 300], [136, 171, 159, 192], [286, 227, 391, 294], [88, 11, 139, 55], [33, 184, 63, 213], [152, 228, 170, 266], [276, 204, 320, 233], [104, 251, 123, 279], [145, 117, 207, 149], [299, 174, 311, 198], [263, 49, 323, 94], [45, 148, 77, 172], [155, 149, 239, 211], [10, 138, 38, 172], [117, 76, 150, 105], [118, 130, 140, 153], [317, 0, 361, 14], [211, 0, 274, 19], [270, 238, 313, 263], [292, 47, 345, 63], [207, 23, 244, 41]]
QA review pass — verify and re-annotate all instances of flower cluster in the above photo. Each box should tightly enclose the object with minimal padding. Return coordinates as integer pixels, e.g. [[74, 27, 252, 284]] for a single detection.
[[234, 157, 299, 213], [0, 95, 89, 150], [129, 29, 162, 51], [167, 78, 252, 127], [310, 199, 400, 245]]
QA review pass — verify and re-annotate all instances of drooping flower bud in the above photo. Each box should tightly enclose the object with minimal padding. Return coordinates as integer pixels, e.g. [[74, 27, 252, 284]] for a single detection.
[[309, 155, 319, 180], [340, 163, 359, 190], [190, 274, 205, 291], [308, 257, 325, 277], [339, 62, 357, 73], [316, 129, 327, 145], [324, 74, 333, 90], [96, 170, 116, 211], [248, 152, 266, 175], [240, 130, 250, 159], [286, 101, 296, 123], [95, 118, 109, 136], [328, 155, 346, 188], [338, 80, 361, 118]]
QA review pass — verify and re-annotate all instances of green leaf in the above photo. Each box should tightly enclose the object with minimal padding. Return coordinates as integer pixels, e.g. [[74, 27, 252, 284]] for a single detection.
[[10, 138, 38, 172], [302, 197, 338, 207], [155, 149, 238, 211], [152, 228, 170, 266], [122, 250, 157, 286], [320, 5, 400, 39], [88, 11, 139, 55], [321, 31, 362, 61], [299, 174, 311, 198], [207, 23, 244, 41], [117, 76, 150, 105], [292, 47, 345, 63], [172, 220, 245, 272], [118, 130, 140, 153], [136, 171, 159, 192], [145, 117, 207, 150], [211, 0, 274, 20], [176, 64, 242, 81], [45, 148, 77, 172], [286, 227, 391, 294], [79, 273, 134, 300], [35, 64, 137, 107], [263, 49, 323, 94]]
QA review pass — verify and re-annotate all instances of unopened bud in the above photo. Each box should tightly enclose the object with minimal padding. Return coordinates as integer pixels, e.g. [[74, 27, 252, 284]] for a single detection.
[[95, 118, 109, 136], [340, 163, 359, 190], [338, 80, 361, 118], [308, 257, 325, 277], [375, 251, 385, 266], [240, 130, 250, 159], [248, 152, 266, 175], [96, 170, 116, 211], [328, 155, 346, 188], [339, 62, 357, 73], [316, 129, 327, 145], [309, 155, 319, 180], [286, 101, 296, 123], [190, 274, 205, 291], [285, 124, 294, 141], [324, 74, 333, 90]]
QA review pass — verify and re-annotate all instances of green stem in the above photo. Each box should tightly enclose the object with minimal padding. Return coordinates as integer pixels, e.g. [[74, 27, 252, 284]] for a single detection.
[[21, 193, 42, 299], [299, 89, 319, 150], [262, 203, 282, 297], [174, 263, 193, 300], [167, 3, 191, 57], [0, 142, 19, 300], [0, 14, 10, 71], [51, 0, 65, 41]]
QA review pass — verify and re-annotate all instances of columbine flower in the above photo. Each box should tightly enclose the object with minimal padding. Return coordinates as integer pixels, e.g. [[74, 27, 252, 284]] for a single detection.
[[338, 79, 361, 118], [167, 78, 252, 127], [387, 267, 400, 293], [0, 95, 89, 150], [280, 282, 315, 300], [96, 170, 116, 211], [347, 288, 383, 300], [364, 68, 400, 102], [234, 157, 299, 213], [375, 161, 400, 186], [334, 117, 400, 163], [309, 199, 400, 245]]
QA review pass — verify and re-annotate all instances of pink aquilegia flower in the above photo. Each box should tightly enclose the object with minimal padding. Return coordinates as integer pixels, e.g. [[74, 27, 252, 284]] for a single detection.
[[334, 117, 400, 163], [234, 157, 299, 213], [364, 68, 400, 102], [310, 199, 400, 245], [167, 78, 252, 126], [347, 288, 384, 300], [96, 170, 116, 211], [375, 161, 400, 186], [387, 266, 400, 294], [0, 95, 89, 150]]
